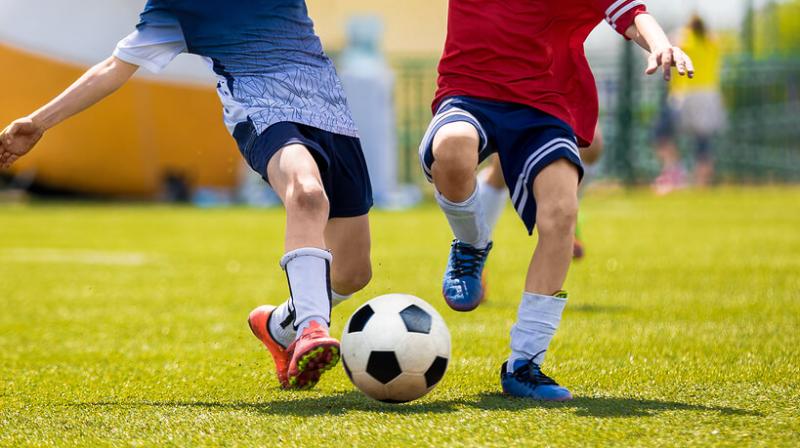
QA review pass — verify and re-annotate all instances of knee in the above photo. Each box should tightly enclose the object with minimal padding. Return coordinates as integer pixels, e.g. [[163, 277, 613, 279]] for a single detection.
[[285, 176, 328, 213], [536, 195, 578, 237], [432, 123, 479, 176], [334, 262, 372, 295]]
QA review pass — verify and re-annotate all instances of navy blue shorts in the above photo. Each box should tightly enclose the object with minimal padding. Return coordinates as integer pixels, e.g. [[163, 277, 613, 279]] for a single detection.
[[419, 96, 584, 234], [233, 120, 373, 218]]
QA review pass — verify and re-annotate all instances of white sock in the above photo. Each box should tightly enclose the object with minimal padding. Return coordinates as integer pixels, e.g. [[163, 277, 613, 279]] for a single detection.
[[268, 289, 352, 347], [267, 301, 295, 348], [332, 290, 352, 307], [280, 247, 333, 340], [477, 178, 507, 235], [507, 292, 567, 373], [435, 185, 491, 249]]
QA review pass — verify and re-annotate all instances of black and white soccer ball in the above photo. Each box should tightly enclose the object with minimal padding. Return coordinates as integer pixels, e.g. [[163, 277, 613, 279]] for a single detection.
[[341, 294, 451, 403]]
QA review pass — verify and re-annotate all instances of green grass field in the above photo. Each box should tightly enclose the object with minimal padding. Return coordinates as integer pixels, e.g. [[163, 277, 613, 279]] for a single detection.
[[1, 187, 798, 447]]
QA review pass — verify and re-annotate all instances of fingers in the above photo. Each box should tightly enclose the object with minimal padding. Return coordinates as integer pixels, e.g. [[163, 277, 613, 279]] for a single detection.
[[667, 47, 696, 79], [2, 156, 19, 169], [645, 53, 659, 75], [0, 152, 15, 169], [679, 50, 695, 79], [661, 47, 673, 81], [674, 50, 687, 76]]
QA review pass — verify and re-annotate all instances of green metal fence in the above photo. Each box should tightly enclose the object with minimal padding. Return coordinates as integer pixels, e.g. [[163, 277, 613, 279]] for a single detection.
[[392, 48, 800, 185]]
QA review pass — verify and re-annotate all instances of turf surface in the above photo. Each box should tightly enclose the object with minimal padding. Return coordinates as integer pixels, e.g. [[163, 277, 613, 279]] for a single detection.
[[1, 187, 798, 447]]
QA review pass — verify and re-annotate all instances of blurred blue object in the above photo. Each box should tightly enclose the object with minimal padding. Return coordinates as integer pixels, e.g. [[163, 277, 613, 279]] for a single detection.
[[237, 162, 282, 208], [192, 187, 234, 208], [339, 15, 421, 209]]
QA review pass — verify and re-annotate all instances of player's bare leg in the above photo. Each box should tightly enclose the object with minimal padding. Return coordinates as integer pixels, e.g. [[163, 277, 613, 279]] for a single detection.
[[693, 136, 714, 188], [431, 122, 493, 311], [480, 155, 506, 189], [526, 160, 580, 294], [268, 144, 330, 251], [325, 215, 373, 302], [249, 143, 340, 389], [653, 137, 687, 195], [502, 159, 578, 401]]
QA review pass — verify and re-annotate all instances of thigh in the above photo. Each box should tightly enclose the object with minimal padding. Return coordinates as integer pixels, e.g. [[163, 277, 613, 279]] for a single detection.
[[532, 159, 580, 204], [325, 214, 372, 273]]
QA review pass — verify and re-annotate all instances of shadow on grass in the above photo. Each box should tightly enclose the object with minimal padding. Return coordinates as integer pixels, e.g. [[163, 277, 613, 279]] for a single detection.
[[469, 393, 760, 418], [566, 304, 629, 314], [72, 391, 759, 418]]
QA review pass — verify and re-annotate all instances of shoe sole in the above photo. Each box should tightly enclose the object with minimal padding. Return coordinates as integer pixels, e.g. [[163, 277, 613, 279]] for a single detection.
[[501, 386, 574, 402], [288, 343, 340, 390]]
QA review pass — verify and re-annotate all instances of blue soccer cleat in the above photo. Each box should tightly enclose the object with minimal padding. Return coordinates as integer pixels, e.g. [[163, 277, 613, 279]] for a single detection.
[[442, 239, 492, 312], [501, 359, 573, 401]]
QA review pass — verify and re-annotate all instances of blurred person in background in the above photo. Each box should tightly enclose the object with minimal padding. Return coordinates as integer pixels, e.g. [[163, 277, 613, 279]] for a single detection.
[[0, 0, 374, 392], [653, 14, 725, 194]]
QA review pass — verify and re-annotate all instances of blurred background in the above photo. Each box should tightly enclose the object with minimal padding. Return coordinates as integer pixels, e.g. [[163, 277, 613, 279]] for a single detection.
[[0, 0, 799, 204]]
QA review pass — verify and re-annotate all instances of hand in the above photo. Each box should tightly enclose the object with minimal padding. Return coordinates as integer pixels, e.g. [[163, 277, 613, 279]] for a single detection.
[[645, 46, 694, 81], [0, 117, 45, 169]]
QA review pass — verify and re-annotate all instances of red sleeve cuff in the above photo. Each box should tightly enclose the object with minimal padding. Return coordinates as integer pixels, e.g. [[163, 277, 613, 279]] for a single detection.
[[605, 1, 648, 38]]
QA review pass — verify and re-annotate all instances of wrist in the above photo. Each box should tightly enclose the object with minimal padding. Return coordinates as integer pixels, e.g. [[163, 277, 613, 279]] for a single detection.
[[28, 111, 53, 131]]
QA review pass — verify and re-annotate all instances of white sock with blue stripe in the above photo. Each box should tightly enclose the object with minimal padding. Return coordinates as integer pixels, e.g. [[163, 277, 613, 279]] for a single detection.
[[508, 292, 567, 373], [436, 185, 491, 249]]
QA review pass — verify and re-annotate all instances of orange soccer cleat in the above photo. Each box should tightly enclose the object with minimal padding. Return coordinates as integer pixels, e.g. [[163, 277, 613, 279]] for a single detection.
[[286, 321, 340, 390], [248, 305, 292, 389]]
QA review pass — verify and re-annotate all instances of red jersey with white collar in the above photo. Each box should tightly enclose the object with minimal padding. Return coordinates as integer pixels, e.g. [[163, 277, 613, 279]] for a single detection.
[[434, 0, 648, 146]]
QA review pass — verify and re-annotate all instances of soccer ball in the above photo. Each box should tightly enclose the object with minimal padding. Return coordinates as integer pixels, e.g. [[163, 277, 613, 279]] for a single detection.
[[341, 294, 451, 403]]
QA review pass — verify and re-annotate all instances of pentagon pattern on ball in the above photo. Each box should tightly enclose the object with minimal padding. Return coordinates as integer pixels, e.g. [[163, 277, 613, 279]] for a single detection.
[[399, 304, 432, 334], [424, 356, 448, 388], [348, 304, 374, 333], [366, 351, 402, 384]]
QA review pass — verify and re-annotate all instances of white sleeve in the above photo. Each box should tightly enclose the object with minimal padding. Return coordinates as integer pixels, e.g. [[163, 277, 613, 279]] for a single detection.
[[113, 24, 187, 73]]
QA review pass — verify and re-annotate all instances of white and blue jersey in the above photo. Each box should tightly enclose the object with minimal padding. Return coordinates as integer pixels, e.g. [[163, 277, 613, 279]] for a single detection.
[[113, 0, 359, 139]]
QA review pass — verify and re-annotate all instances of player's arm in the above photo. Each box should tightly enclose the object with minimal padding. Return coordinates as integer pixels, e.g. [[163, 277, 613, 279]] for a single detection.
[[1, 1, 187, 170], [0, 57, 138, 168], [625, 14, 694, 81]]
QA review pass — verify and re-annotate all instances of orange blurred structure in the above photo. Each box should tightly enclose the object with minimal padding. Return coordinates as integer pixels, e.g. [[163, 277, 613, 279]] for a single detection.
[[0, 43, 238, 198]]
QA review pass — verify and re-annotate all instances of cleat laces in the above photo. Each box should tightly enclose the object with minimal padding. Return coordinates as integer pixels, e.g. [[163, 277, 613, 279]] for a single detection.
[[448, 240, 492, 279], [513, 352, 559, 387]]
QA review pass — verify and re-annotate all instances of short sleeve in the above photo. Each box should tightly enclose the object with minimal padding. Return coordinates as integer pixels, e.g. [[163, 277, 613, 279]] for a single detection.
[[594, 0, 648, 37], [113, 2, 186, 73]]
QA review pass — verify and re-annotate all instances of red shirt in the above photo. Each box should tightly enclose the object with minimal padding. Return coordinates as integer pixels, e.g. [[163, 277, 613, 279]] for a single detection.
[[434, 0, 648, 146]]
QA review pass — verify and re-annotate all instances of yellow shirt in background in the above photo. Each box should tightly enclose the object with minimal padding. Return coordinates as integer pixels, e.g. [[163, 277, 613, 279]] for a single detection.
[[672, 29, 723, 94]]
